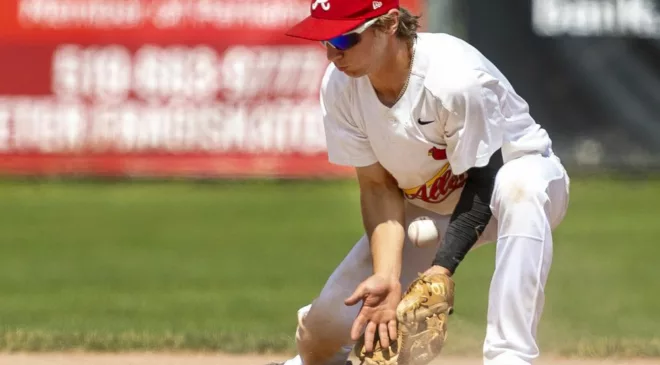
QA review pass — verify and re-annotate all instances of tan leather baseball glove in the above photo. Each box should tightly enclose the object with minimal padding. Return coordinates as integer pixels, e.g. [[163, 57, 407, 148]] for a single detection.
[[354, 272, 455, 365], [396, 272, 455, 365]]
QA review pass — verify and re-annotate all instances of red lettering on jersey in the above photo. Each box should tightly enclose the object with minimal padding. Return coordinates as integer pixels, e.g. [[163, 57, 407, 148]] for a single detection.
[[403, 163, 467, 204]]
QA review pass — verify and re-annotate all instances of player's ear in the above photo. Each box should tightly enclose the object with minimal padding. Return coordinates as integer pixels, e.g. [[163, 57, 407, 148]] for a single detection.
[[386, 8, 400, 36], [376, 8, 399, 37]]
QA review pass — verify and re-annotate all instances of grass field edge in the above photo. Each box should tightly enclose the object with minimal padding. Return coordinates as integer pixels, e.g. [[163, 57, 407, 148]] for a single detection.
[[0, 331, 657, 358]]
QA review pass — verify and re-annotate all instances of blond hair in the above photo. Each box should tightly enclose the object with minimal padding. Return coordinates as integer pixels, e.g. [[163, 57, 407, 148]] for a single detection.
[[373, 7, 421, 42]]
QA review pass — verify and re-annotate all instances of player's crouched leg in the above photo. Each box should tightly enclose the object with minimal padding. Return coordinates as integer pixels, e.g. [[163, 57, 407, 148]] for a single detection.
[[288, 234, 375, 365], [483, 153, 569, 365], [294, 301, 355, 365]]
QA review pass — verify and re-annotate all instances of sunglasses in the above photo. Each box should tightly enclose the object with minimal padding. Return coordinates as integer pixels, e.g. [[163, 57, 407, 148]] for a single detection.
[[322, 17, 379, 51]]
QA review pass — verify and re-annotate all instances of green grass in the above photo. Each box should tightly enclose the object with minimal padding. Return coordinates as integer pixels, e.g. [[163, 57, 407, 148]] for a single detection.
[[0, 177, 657, 356]]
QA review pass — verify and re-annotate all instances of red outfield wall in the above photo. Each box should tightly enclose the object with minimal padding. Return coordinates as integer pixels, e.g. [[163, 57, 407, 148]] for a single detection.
[[0, 0, 425, 178]]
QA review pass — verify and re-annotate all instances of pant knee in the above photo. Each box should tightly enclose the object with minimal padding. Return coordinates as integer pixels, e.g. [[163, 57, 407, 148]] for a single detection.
[[295, 301, 354, 365], [491, 155, 569, 228], [493, 174, 548, 214], [491, 170, 551, 238]]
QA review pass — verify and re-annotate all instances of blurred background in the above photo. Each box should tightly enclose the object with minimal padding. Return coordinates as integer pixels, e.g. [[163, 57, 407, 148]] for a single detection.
[[0, 0, 658, 361]]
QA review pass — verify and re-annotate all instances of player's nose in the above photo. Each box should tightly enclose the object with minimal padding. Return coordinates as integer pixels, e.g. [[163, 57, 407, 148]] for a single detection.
[[325, 44, 343, 62]]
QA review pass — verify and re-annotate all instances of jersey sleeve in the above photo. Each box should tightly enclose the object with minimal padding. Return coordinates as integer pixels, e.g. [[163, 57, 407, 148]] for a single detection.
[[440, 70, 505, 175], [320, 78, 378, 168]]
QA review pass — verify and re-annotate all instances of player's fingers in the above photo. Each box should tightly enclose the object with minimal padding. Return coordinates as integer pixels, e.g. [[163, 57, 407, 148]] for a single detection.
[[344, 285, 366, 306], [350, 315, 367, 341], [378, 322, 390, 349], [388, 319, 398, 343], [364, 321, 378, 353]]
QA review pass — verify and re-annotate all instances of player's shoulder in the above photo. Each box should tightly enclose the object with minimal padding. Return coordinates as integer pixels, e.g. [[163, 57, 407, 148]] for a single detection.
[[320, 62, 353, 109], [416, 33, 491, 101]]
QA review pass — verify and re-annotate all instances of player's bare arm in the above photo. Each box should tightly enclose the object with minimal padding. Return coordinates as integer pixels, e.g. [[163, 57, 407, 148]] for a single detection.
[[356, 162, 405, 279], [344, 161, 404, 352]]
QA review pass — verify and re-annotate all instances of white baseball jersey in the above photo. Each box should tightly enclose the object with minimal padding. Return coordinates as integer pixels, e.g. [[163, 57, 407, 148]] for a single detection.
[[320, 32, 552, 215]]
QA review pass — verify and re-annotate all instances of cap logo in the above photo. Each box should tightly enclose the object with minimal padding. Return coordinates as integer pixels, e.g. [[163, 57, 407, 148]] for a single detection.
[[311, 0, 331, 11], [372, 1, 382, 10]]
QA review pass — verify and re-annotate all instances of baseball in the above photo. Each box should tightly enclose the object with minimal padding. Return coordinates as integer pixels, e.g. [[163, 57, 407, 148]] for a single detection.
[[407, 216, 439, 248]]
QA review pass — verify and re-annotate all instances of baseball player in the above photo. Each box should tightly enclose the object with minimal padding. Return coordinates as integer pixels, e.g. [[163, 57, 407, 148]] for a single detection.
[[271, 0, 571, 364]]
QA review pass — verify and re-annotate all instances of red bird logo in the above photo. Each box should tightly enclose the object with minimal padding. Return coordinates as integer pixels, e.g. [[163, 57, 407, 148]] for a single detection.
[[428, 147, 447, 160]]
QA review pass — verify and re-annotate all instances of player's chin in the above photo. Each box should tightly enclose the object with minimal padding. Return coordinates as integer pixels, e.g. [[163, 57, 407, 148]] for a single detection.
[[340, 68, 366, 78]]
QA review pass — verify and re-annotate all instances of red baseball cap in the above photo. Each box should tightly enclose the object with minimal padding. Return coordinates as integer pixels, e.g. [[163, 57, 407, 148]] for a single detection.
[[286, 0, 399, 41]]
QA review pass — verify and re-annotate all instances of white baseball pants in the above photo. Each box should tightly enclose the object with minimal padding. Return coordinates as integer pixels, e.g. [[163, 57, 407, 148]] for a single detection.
[[282, 153, 570, 365]]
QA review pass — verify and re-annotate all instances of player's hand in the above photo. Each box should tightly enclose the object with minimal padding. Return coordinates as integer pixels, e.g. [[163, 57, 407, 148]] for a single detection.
[[423, 265, 453, 277], [344, 274, 402, 352]]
